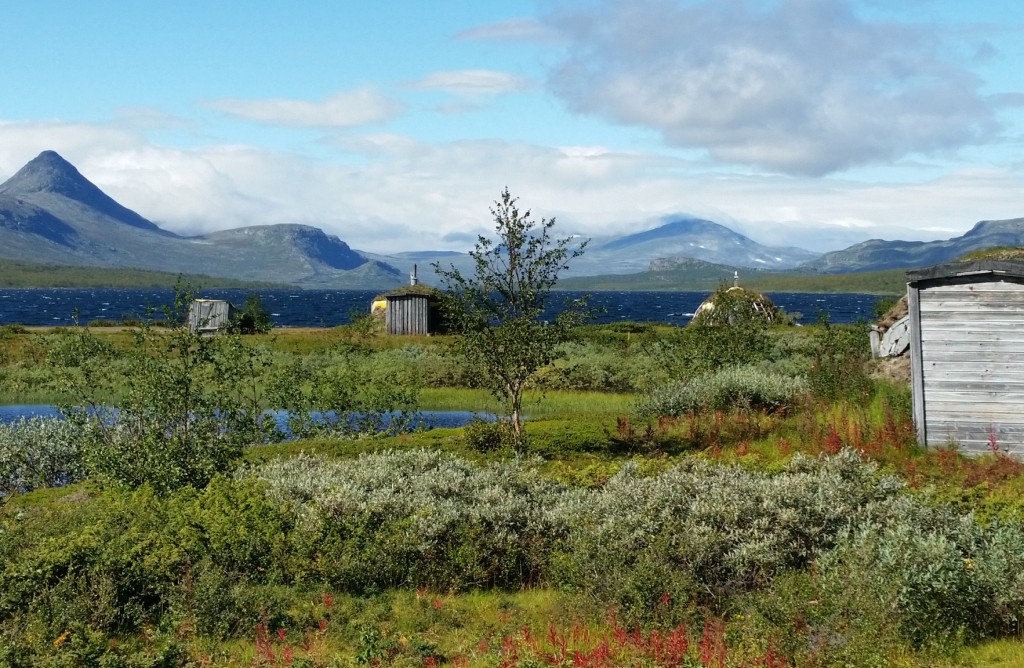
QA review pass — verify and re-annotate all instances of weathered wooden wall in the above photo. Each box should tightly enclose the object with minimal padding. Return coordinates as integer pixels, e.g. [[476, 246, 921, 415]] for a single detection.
[[911, 274, 1024, 456], [188, 300, 235, 334], [386, 295, 430, 335]]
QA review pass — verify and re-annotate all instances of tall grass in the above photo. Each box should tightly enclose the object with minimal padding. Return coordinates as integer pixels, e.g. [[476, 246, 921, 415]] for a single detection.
[[418, 387, 634, 416]]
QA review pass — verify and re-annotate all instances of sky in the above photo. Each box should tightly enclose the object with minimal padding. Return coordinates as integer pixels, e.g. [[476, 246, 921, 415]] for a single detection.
[[1, 0, 1022, 254]]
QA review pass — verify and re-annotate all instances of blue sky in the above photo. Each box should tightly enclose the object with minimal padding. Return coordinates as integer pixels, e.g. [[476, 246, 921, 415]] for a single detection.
[[1, 0, 1022, 253]]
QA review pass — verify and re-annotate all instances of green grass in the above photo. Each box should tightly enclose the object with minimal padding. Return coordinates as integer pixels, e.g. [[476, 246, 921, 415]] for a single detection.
[[418, 387, 634, 416], [946, 639, 1024, 667]]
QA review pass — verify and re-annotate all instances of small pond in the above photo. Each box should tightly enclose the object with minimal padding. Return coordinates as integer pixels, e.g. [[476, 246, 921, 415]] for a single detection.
[[0, 405, 493, 433]]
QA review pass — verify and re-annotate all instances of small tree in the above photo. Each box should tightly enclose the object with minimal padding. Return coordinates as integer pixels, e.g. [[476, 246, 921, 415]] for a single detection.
[[50, 283, 277, 493], [228, 293, 273, 334], [434, 188, 590, 446]]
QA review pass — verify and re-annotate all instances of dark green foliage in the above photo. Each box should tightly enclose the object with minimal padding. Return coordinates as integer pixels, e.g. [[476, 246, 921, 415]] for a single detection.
[[689, 285, 779, 327], [265, 344, 420, 439], [227, 292, 273, 334], [656, 317, 771, 381], [0, 479, 299, 660], [0, 324, 27, 339], [433, 189, 592, 445], [807, 316, 873, 402], [873, 294, 900, 320], [48, 285, 278, 493], [462, 417, 514, 453]]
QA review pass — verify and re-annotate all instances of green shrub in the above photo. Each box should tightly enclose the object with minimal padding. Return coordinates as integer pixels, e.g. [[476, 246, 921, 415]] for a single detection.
[[807, 317, 873, 402], [744, 569, 910, 667], [462, 417, 514, 453], [0, 417, 88, 497], [817, 499, 1024, 648], [227, 293, 273, 334], [249, 451, 565, 591], [550, 449, 906, 624], [635, 365, 807, 417], [0, 324, 28, 339], [0, 486, 187, 636], [660, 312, 772, 380], [50, 304, 279, 492], [0, 478, 300, 659], [535, 340, 668, 392], [266, 349, 420, 440]]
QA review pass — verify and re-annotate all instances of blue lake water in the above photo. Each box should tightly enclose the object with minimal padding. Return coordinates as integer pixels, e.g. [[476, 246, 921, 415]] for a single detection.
[[0, 405, 493, 431], [0, 288, 884, 327]]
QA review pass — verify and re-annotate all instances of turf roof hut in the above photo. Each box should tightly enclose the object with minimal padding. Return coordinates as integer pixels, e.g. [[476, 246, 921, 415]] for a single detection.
[[187, 299, 236, 334], [378, 268, 443, 335], [690, 275, 779, 327], [907, 260, 1024, 456]]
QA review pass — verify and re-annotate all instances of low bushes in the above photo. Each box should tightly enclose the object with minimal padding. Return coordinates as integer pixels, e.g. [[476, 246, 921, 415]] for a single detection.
[[6, 448, 1024, 663], [251, 451, 564, 591], [636, 365, 808, 417], [0, 417, 87, 496], [549, 449, 905, 622]]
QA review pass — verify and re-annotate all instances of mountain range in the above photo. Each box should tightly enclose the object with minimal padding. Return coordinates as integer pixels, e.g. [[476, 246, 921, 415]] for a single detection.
[[0, 151, 401, 288], [1, 150, 1022, 289]]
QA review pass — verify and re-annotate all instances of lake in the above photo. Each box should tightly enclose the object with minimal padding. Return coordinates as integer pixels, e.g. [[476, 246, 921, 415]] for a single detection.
[[0, 405, 494, 431], [0, 288, 884, 327]]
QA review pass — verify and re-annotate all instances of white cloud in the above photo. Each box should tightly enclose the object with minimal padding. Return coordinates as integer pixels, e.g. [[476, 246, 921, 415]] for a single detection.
[[0, 121, 142, 177], [545, 0, 999, 175], [206, 88, 403, 129], [453, 17, 561, 43], [2, 119, 1022, 256], [410, 70, 533, 96]]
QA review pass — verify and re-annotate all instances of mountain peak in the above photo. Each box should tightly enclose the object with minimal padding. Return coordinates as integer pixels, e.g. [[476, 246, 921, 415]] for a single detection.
[[0, 150, 167, 234], [0, 150, 93, 198]]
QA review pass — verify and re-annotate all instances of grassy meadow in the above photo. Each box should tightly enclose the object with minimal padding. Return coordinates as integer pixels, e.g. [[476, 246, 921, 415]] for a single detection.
[[3, 314, 1024, 667]]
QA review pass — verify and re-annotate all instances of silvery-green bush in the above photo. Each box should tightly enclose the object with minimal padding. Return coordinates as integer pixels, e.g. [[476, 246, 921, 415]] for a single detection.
[[817, 497, 1024, 647], [550, 449, 905, 621], [248, 450, 566, 590], [0, 417, 87, 496], [635, 365, 808, 416]]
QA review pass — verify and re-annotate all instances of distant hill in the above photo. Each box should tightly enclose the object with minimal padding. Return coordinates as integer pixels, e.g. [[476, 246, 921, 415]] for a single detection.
[[799, 218, 1024, 273], [366, 217, 821, 286], [0, 151, 405, 289], [571, 216, 818, 275], [559, 256, 907, 294], [0, 259, 291, 289]]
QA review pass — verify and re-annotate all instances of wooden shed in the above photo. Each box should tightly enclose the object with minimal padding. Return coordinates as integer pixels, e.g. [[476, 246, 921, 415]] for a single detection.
[[382, 285, 442, 335], [907, 261, 1024, 455], [188, 299, 236, 334]]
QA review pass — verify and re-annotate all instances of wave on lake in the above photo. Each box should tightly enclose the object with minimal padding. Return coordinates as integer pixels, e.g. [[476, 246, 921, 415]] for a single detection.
[[0, 288, 883, 327]]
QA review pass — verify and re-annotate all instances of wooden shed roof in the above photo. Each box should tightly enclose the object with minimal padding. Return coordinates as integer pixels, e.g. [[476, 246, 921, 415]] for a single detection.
[[908, 260, 1024, 284]]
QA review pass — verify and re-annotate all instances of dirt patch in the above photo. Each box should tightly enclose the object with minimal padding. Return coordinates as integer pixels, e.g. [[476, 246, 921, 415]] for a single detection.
[[871, 355, 911, 385], [876, 295, 908, 331]]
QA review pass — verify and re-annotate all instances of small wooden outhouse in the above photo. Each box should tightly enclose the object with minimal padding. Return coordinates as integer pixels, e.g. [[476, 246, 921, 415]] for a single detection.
[[907, 261, 1024, 456], [188, 299, 236, 334], [382, 286, 441, 335]]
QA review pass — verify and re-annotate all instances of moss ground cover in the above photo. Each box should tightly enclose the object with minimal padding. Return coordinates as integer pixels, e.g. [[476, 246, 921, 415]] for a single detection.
[[3, 318, 1024, 665]]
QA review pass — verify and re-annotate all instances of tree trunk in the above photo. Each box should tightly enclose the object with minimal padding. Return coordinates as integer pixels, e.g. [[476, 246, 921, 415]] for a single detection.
[[508, 383, 524, 447]]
